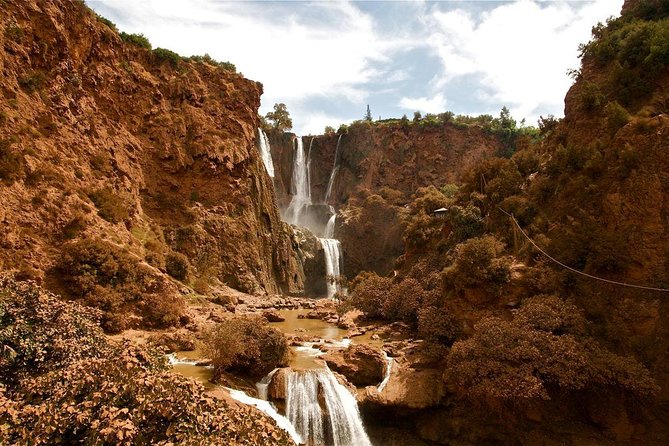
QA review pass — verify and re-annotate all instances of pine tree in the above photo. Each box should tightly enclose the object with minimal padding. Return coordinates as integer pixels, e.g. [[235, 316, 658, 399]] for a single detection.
[[365, 104, 372, 121]]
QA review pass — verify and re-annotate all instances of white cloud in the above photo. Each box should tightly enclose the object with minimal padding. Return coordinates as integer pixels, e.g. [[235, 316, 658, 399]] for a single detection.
[[424, 0, 624, 120], [399, 93, 447, 114]]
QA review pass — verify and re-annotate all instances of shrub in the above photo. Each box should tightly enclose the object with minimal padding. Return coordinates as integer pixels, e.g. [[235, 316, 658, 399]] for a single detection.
[[446, 204, 484, 243], [4, 24, 23, 42], [88, 187, 130, 223], [348, 272, 392, 319], [417, 304, 458, 345], [204, 316, 288, 379], [61, 213, 87, 239], [446, 295, 658, 403], [152, 47, 181, 67], [605, 100, 631, 134], [443, 235, 512, 293], [0, 139, 24, 185], [402, 186, 451, 248], [187, 54, 236, 72], [18, 71, 46, 93], [95, 14, 117, 31], [120, 32, 151, 49], [382, 278, 424, 324], [166, 251, 190, 280]]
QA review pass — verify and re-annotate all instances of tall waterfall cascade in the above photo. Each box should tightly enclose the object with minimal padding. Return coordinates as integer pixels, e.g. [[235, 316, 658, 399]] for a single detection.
[[284, 137, 311, 227], [286, 369, 372, 446], [257, 128, 275, 178], [324, 134, 343, 204], [321, 237, 343, 299]]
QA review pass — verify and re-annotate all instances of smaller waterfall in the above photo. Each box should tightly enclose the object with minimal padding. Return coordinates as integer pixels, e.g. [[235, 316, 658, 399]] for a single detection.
[[320, 238, 342, 299], [258, 128, 275, 178], [256, 368, 279, 401], [227, 387, 303, 445], [324, 213, 336, 239], [377, 352, 394, 393], [286, 369, 372, 446], [324, 135, 343, 204]]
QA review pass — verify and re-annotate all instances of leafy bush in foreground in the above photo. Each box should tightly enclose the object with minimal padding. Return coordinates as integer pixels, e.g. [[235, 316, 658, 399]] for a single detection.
[[0, 275, 292, 446], [205, 316, 288, 379]]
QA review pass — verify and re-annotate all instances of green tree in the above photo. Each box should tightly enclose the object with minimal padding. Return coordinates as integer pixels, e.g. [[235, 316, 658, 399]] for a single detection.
[[265, 103, 293, 131], [365, 104, 372, 121]]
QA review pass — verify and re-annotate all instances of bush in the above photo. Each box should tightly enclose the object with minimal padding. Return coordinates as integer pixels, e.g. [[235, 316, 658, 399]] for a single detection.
[[605, 101, 631, 134], [417, 304, 458, 345], [0, 139, 24, 185], [88, 187, 130, 223], [152, 47, 181, 67], [120, 32, 151, 49], [348, 272, 392, 319], [382, 278, 424, 324], [204, 316, 287, 379], [443, 235, 512, 293], [187, 54, 236, 72], [95, 14, 117, 31], [4, 24, 23, 42], [446, 295, 658, 403], [18, 71, 46, 93], [402, 186, 451, 248], [166, 251, 190, 280]]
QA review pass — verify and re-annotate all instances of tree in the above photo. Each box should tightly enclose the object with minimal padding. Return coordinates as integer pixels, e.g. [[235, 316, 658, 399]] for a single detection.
[[324, 125, 335, 135], [413, 111, 422, 122], [265, 103, 292, 131], [365, 104, 372, 121]]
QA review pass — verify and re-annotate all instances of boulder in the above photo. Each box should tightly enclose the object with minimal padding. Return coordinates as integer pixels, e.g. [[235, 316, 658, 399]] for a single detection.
[[262, 310, 285, 322], [322, 345, 386, 387]]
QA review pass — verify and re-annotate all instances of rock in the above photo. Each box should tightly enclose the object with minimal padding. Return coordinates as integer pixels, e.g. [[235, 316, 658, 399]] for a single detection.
[[322, 345, 386, 387], [268, 368, 290, 400], [262, 310, 285, 322]]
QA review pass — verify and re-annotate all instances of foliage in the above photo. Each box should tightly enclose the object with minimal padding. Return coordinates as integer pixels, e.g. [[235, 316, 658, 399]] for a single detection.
[[417, 300, 459, 345], [381, 278, 424, 324], [324, 125, 335, 135], [265, 103, 292, 132], [4, 24, 23, 42], [152, 47, 181, 67], [365, 104, 372, 121], [446, 295, 658, 402], [204, 316, 287, 379], [187, 54, 236, 72], [88, 187, 130, 223], [0, 139, 24, 185], [166, 252, 190, 281], [402, 186, 451, 249], [604, 100, 631, 134], [58, 239, 185, 332], [348, 272, 392, 319], [120, 32, 151, 49], [18, 71, 45, 93], [95, 14, 117, 31], [446, 204, 484, 243], [443, 235, 512, 293], [0, 276, 290, 445], [413, 111, 422, 122]]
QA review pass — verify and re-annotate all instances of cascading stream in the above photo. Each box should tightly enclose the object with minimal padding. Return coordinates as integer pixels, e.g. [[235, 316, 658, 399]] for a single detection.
[[320, 237, 342, 299], [324, 134, 343, 204], [286, 369, 372, 446], [258, 128, 275, 178], [285, 137, 311, 226]]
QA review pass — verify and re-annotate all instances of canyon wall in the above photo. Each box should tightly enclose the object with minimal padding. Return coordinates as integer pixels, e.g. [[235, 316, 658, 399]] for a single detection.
[[0, 0, 303, 305]]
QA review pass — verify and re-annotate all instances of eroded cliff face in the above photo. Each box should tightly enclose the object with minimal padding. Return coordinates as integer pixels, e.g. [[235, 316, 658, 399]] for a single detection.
[[0, 0, 303, 303], [268, 123, 504, 278]]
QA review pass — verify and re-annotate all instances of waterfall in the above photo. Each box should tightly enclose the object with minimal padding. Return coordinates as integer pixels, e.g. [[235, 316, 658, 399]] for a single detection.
[[227, 387, 303, 445], [324, 134, 343, 204], [258, 128, 275, 178], [320, 238, 342, 299], [324, 212, 336, 239], [256, 368, 279, 401], [377, 352, 393, 393], [284, 137, 311, 226], [286, 369, 372, 446]]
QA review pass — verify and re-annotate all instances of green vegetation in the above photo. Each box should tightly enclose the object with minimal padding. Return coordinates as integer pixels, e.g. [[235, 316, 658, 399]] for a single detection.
[[265, 103, 293, 132], [0, 139, 24, 185], [4, 24, 24, 42], [165, 251, 190, 281], [18, 71, 46, 93], [204, 316, 288, 379], [0, 276, 291, 445], [95, 14, 117, 31], [120, 31, 151, 49], [87, 187, 130, 223], [187, 53, 236, 72], [152, 47, 181, 67], [58, 239, 185, 332]]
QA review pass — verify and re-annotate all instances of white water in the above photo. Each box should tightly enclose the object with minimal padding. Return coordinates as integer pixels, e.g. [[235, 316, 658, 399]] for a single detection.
[[324, 208, 336, 238], [324, 134, 343, 204], [377, 352, 394, 393], [284, 137, 311, 226], [256, 368, 280, 401], [258, 128, 275, 178], [320, 238, 342, 298], [286, 369, 372, 446], [227, 387, 303, 445]]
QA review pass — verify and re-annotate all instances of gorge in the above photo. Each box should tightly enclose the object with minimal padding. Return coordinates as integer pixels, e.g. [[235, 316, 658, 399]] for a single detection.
[[2, 0, 669, 445]]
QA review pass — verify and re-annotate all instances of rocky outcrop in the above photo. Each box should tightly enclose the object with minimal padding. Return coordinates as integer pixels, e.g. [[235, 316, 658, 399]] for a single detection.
[[322, 344, 386, 387], [291, 225, 326, 296], [0, 0, 303, 304]]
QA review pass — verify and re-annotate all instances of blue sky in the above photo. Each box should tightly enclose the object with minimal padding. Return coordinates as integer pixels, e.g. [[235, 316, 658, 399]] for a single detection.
[[87, 0, 623, 135]]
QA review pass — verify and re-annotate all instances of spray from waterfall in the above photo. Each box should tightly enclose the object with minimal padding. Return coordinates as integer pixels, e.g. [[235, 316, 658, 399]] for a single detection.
[[324, 134, 343, 204], [320, 238, 342, 299], [286, 369, 372, 446], [257, 128, 275, 178]]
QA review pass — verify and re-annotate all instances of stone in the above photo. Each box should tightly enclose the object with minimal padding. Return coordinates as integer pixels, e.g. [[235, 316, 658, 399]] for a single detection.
[[322, 344, 386, 387]]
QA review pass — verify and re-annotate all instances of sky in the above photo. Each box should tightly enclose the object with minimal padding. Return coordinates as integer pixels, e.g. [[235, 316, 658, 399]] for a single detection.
[[87, 0, 624, 135]]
